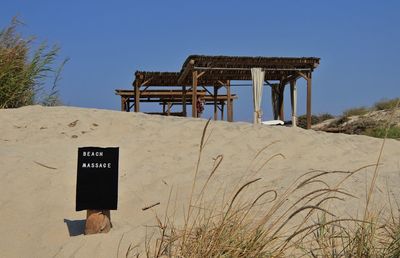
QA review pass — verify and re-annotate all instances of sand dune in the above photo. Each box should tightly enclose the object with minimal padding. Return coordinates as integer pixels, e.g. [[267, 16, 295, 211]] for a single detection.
[[0, 105, 399, 257]]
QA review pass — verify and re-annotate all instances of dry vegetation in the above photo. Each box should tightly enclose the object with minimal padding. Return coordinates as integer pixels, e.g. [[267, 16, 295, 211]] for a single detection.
[[306, 98, 400, 139], [127, 120, 400, 257]]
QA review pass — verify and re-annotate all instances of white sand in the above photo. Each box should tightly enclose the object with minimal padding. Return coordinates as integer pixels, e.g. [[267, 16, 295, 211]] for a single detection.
[[0, 105, 399, 257]]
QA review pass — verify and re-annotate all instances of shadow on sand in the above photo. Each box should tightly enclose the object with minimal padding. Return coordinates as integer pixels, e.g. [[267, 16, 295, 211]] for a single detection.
[[64, 219, 85, 236]]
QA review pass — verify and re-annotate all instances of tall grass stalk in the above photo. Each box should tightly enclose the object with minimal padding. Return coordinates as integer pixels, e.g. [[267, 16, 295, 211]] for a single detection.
[[137, 113, 400, 257]]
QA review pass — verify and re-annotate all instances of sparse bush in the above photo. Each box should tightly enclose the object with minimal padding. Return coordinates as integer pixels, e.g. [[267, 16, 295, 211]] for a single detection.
[[316, 112, 335, 122], [297, 113, 336, 129], [343, 106, 370, 117], [364, 126, 400, 139], [0, 17, 67, 108], [374, 98, 400, 111], [297, 113, 335, 129], [297, 114, 320, 129]]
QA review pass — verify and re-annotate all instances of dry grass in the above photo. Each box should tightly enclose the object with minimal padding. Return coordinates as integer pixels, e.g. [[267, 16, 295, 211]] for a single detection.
[[297, 113, 335, 129], [374, 98, 400, 111], [129, 109, 400, 257], [343, 106, 370, 117]]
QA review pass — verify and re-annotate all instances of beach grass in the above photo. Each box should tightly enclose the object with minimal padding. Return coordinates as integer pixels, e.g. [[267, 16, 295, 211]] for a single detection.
[[343, 106, 370, 117], [133, 118, 400, 257], [0, 17, 67, 108], [374, 98, 400, 111]]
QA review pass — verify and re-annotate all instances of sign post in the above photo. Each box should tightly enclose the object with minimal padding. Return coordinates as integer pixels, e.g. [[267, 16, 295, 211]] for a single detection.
[[76, 147, 119, 234]]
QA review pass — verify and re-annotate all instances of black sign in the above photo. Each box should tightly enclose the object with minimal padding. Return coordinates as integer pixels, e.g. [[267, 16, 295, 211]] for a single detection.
[[76, 147, 119, 211]]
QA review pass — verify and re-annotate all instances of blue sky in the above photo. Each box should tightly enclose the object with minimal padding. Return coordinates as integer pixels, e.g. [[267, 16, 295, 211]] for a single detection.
[[1, 1, 399, 121]]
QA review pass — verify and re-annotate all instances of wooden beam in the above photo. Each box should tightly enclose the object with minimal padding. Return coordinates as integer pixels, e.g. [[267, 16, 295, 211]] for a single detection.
[[121, 96, 126, 112], [213, 85, 218, 120], [220, 101, 225, 120], [290, 80, 297, 127], [85, 210, 111, 235], [135, 90, 207, 97], [141, 78, 152, 87], [167, 102, 172, 116], [271, 84, 279, 120], [134, 80, 140, 112], [226, 80, 233, 122], [306, 73, 312, 129], [197, 71, 206, 79], [282, 74, 300, 85], [127, 100, 133, 111], [182, 86, 187, 117], [192, 70, 198, 118], [178, 59, 194, 85], [297, 71, 309, 80], [278, 80, 285, 121], [230, 98, 234, 122]]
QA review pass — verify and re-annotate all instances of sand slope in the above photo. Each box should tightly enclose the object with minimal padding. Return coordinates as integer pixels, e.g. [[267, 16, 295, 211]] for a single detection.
[[0, 106, 399, 257]]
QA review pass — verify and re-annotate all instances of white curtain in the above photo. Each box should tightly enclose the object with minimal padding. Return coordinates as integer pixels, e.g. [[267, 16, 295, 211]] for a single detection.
[[251, 68, 265, 124]]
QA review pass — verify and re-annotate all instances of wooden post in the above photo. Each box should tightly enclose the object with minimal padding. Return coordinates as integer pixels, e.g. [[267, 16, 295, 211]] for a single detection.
[[278, 80, 285, 121], [167, 102, 171, 116], [120, 96, 126, 112], [230, 97, 234, 122], [271, 85, 279, 120], [220, 101, 225, 120], [290, 80, 297, 127], [226, 80, 233, 122], [85, 209, 112, 235], [126, 99, 131, 112], [213, 85, 218, 120], [192, 71, 198, 118], [182, 86, 187, 117], [134, 80, 140, 112], [306, 73, 312, 129]]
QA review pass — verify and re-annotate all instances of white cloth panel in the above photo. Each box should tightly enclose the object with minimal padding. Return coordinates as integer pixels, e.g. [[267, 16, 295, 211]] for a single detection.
[[251, 68, 265, 124]]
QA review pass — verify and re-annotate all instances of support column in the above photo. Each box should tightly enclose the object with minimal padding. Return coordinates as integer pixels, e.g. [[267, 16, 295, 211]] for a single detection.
[[290, 80, 297, 127], [220, 101, 225, 120], [182, 86, 187, 117], [271, 84, 279, 120], [306, 73, 312, 129], [226, 80, 233, 122], [134, 80, 140, 112], [121, 96, 126, 112], [167, 102, 171, 116], [213, 85, 218, 120], [278, 82, 285, 121], [192, 71, 198, 118], [85, 209, 111, 234]]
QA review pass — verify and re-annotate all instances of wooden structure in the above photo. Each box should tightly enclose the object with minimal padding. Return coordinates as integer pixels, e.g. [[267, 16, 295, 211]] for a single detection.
[[116, 55, 320, 128], [84, 209, 111, 235], [116, 71, 238, 121]]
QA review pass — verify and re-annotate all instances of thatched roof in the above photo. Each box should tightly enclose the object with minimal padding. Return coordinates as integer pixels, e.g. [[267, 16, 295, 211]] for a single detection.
[[181, 55, 320, 70], [179, 55, 320, 83], [133, 71, 181, 86], [133, 55, 320, 86]]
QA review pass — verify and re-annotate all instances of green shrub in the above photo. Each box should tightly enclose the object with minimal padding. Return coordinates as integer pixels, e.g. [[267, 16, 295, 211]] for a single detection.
[[364, 126, 400, 139], [343, 106, 370, 117], [296, 113, 335, 129], [0, 17, 67, 108], [297, 114, 319, 129], [374, 98, 400, 111], [316, 113, 335, 122]]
